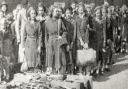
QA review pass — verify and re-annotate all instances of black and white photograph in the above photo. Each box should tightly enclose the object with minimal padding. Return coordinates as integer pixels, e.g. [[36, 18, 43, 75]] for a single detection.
[[0, 0, 128, 89]]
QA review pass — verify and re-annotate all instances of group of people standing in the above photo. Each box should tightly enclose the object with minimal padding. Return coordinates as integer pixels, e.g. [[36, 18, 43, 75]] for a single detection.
[[0, 0, 128, 78]]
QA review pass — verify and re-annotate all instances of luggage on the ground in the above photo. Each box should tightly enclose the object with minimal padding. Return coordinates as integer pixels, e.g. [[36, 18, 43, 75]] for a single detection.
[[51, 75, 93, 89]]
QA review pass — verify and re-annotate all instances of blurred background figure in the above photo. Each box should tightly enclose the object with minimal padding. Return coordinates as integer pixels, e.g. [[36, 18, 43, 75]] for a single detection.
[[36, 2, 46, 71], [15, 0, 28, 64]]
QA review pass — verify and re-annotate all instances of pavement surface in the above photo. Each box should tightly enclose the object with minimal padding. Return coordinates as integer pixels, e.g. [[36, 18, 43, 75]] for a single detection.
[[93, 54, 128, 89], [0, 53, 128, 89]]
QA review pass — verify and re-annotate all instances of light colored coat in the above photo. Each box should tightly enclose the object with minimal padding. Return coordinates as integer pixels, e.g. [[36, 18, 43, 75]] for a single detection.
[[15, 8, 27, 46], [15, 8, 28, 63]]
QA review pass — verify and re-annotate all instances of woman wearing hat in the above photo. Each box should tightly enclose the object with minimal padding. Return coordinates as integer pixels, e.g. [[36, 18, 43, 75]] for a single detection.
[[1, 1, 8, 17], [0, 1, 16, 62]]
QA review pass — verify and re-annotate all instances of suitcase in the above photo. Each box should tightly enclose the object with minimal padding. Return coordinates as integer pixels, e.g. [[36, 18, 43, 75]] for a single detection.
[[77, 48, 96, 66], [51, 80, 85, 89], [51, 75, 93, 89]]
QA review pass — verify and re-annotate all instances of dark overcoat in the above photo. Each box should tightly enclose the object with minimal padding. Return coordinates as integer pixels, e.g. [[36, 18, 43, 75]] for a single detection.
[[75, 16, 89, 49]]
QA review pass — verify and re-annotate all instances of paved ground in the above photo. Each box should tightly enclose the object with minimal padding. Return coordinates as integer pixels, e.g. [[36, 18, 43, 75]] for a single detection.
[[93, 54, 128, 89], [0, 53, 128, 89]]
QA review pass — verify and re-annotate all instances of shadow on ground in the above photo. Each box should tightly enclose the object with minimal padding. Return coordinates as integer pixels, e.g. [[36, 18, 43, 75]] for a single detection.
[[94, 54, 128, 82]]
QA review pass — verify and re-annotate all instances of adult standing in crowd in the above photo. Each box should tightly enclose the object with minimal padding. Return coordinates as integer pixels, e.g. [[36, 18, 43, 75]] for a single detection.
[[87, 6, 96, 50], [93, 7, 106, 75], [15, 0, 28, 63], [120, 5, 128, 53], [36, 2, 46, 22], [101, 6, 110, 73], [65, 7, 77, 74], [45, 6, 68, 74], [106, 7, 114, 67], [75, 3, 89, 74], [36, 2, 46, 71], [0, 1, 15, 61], [0, 1, 15, 80], [22, 7, 42, 71], [11, 4, 22, 62], [70, 1, 78, 19]]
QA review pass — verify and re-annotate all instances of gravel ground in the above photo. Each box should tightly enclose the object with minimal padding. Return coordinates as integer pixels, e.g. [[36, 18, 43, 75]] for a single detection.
[[93, 54, 128, 89]]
